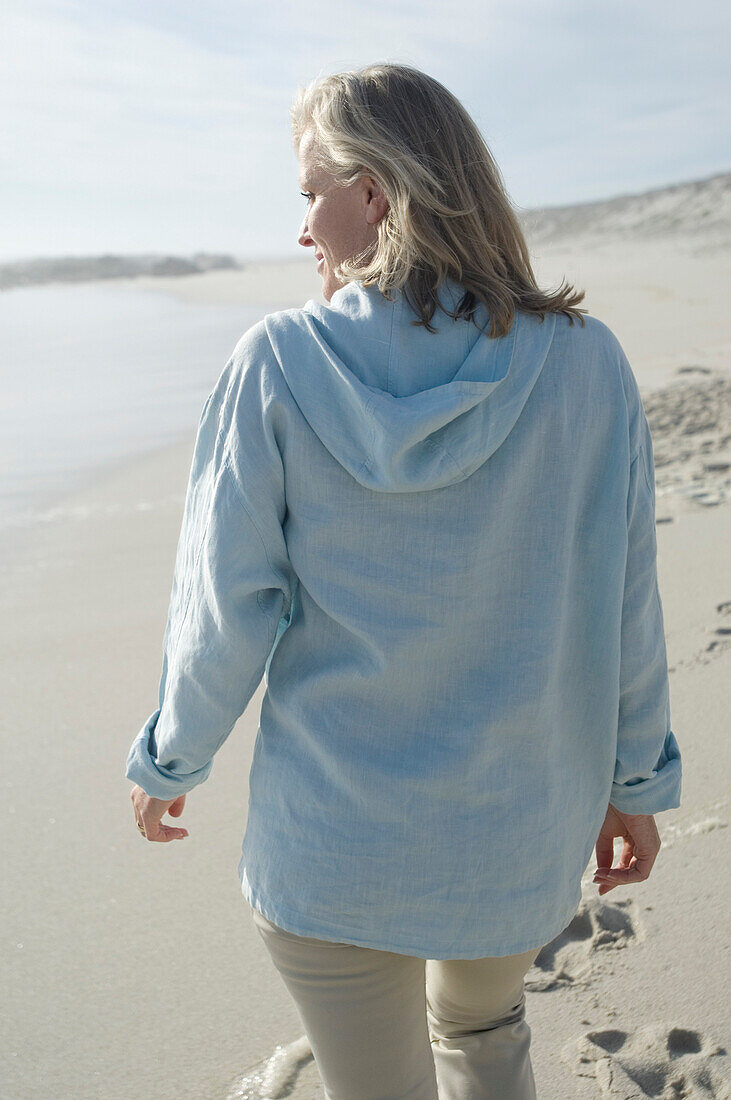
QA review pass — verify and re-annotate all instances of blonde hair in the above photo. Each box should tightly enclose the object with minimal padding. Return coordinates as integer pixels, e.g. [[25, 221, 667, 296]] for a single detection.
[[291, 62, 587, 338]]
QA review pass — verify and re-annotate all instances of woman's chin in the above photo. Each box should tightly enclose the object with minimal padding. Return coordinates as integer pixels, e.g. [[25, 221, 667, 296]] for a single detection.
[[322, 275, 347, 302]]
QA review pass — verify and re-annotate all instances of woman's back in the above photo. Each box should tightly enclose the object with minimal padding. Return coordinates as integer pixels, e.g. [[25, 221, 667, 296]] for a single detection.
[[206, 277, 680, 958]]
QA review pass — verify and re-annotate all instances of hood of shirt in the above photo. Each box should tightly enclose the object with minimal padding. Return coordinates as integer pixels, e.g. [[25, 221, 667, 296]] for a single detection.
[[264, 276, 557, 493]]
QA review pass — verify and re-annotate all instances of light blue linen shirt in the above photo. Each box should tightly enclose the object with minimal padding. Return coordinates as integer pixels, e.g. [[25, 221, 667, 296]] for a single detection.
[[126, 277, 682, 959]]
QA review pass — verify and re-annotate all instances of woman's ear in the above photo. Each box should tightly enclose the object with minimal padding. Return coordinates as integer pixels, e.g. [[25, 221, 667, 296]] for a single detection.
[[364, 178, 388, 225]]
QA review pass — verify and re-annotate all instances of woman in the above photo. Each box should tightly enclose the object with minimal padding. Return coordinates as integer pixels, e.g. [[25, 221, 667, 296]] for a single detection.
[[126, 63, 682, 1099]]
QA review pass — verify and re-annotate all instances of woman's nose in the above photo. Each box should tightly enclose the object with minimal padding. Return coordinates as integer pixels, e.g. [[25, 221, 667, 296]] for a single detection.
[[298, 216, 313, 249]]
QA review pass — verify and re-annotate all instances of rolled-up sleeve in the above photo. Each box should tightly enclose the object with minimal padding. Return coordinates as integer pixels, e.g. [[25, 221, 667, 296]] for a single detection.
[[126, 327, 293, 800], [611, 406, 682, 815]]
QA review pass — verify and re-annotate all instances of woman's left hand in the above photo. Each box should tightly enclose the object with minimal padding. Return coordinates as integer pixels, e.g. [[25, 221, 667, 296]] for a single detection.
[[130, 785, 189, 842]]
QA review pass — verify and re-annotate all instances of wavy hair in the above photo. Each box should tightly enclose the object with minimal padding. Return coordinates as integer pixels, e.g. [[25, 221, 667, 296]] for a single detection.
[[290, 62, 587, 338]]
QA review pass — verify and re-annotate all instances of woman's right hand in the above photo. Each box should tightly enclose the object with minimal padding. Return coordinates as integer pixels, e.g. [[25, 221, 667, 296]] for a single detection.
[[130, 785, 189, 843], [593, 804, 661, 896]]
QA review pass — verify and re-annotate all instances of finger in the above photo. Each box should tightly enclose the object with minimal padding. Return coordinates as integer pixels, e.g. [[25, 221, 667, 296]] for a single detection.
[[594, 856, 652, 885], [155, 823, 189, 842], [635, 837, 660, 878], [623, 829, 661, 879], [594, 845, 626, 889], [140, 820, 189, 843], [618, 838, 635, 869], [593, 872, 619, 892], [168, 795, 186, 819], [595, 834, 615, 873]]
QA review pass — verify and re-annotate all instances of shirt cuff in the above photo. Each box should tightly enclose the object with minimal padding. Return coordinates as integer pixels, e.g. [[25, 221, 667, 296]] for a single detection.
[[610, 729, 682, 815], [125, 708, 213, 800]]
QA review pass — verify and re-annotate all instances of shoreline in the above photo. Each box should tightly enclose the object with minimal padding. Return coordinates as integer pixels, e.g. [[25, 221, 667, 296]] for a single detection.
[[4, 230, 729, 556], [0, 259, 325, 561]]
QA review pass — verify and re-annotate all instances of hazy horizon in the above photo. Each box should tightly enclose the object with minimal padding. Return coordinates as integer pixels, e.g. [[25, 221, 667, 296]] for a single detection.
[[1, 167, 728, 268]]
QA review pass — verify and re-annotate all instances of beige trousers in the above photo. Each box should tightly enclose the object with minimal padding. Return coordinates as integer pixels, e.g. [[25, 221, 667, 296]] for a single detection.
[[250, 904, 543, 1099]]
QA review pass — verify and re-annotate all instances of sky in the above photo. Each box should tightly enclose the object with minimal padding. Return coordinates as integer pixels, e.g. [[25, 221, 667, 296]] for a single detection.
[[2, 0, 729, 262]]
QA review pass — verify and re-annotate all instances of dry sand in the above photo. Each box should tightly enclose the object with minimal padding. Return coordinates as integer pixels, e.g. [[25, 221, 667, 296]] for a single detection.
[[2, 236, 730, 1099]]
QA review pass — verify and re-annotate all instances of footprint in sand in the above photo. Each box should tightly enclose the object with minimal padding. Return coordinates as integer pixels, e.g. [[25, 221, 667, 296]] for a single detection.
[[525, 896, 643, 992], [563, 1023, 730, 1098], [671, 602, 731, 673], [705, 601, 731, 660], [643, 375, 731, 509]]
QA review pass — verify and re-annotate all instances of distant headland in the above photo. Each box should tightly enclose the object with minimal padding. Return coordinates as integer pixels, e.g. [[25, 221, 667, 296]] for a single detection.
[[0, 252, 241, 292]]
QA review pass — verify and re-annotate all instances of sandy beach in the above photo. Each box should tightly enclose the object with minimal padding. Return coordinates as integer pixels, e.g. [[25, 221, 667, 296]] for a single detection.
[[2, 228, 730, 1098]]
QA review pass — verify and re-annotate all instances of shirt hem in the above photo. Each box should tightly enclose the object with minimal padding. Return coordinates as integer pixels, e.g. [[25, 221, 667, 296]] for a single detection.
[[239, 865, 582, 960]]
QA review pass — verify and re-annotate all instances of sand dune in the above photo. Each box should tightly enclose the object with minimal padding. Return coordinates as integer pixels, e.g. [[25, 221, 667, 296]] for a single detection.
[[521, 169, 730, 248]]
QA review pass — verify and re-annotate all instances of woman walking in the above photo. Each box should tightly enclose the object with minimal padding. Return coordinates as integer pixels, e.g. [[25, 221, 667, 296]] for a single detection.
[[126, 63, 682, 1099]]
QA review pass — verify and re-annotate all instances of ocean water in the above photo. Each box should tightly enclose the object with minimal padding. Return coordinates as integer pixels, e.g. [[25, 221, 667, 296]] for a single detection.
[[0, 281, 273, 530]]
